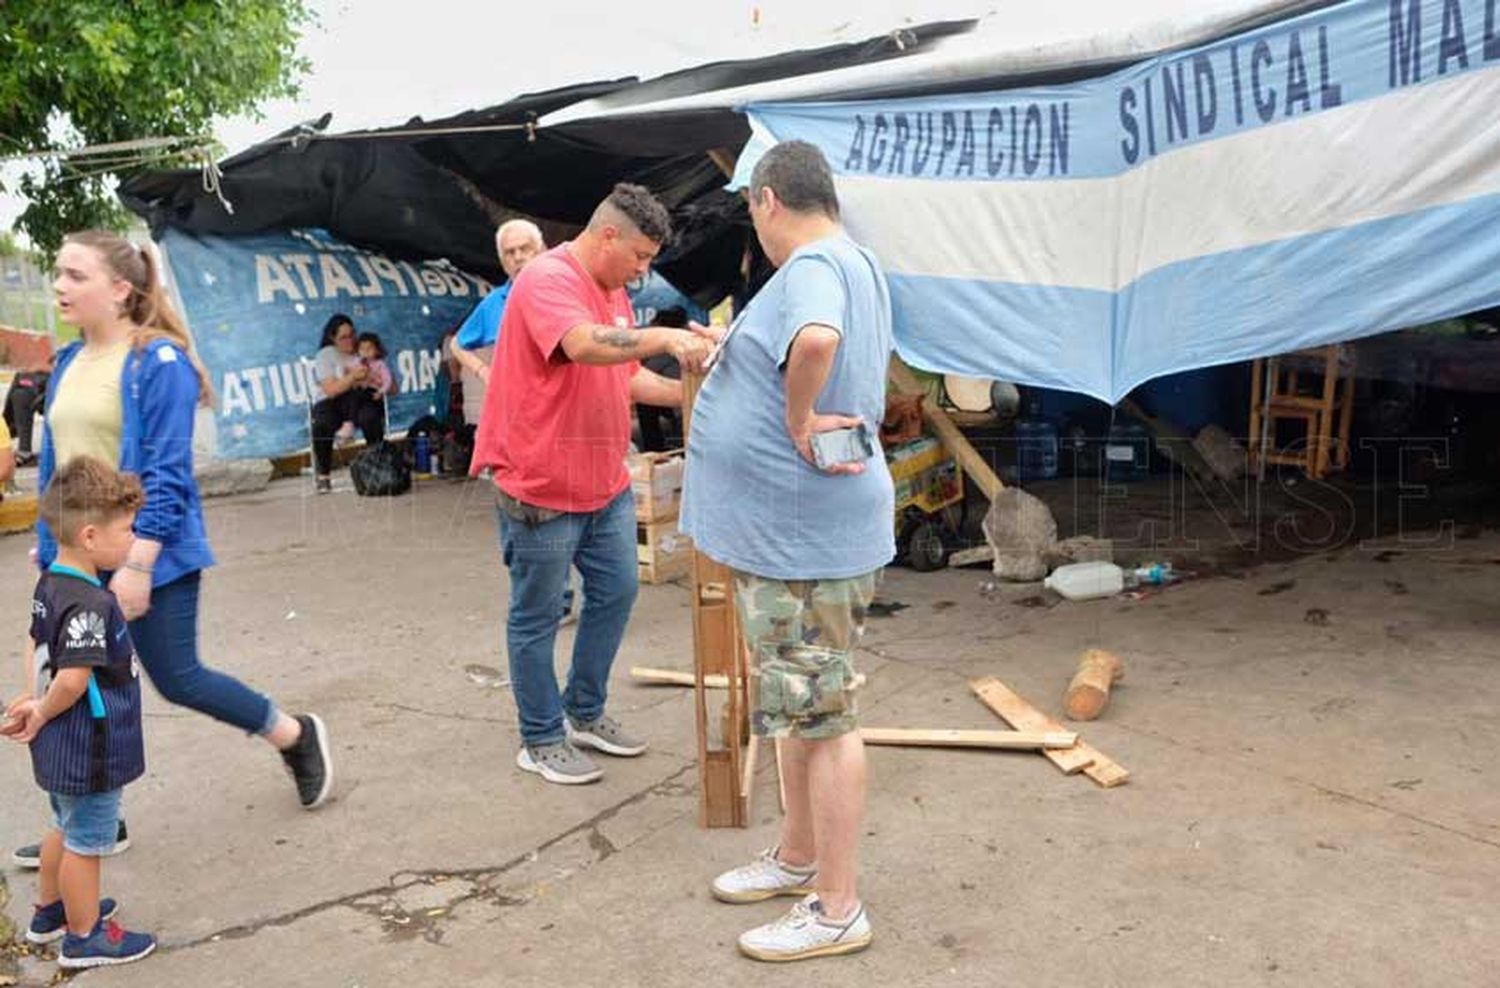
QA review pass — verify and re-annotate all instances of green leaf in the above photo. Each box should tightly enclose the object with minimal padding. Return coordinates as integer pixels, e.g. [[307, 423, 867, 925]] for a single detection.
[[2, 0, 312, 256]]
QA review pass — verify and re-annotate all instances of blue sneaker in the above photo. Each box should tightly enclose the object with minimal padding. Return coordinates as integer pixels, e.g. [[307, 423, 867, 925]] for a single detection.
[[26, 897, 119, 944], [58, 918, 156, 970]]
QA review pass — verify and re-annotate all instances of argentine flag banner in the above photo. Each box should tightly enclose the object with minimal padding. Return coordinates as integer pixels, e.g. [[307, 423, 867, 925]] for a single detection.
[[734, 0, 1500, 403]]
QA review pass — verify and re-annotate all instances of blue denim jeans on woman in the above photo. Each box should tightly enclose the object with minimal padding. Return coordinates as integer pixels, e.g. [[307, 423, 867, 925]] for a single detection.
[[128, 571, 278, 736], [498, 488, 639, 747]]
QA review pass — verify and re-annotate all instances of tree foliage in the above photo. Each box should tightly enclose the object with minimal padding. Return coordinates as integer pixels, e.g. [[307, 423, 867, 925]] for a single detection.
[[1, 1, 312, 257]]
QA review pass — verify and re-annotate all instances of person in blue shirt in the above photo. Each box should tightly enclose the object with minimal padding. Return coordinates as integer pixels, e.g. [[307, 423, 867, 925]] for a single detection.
[[3, 455, 155, 969], [11, 230, 334, 872], [449, 218, 545, 431], [681, 141, 895, 963]]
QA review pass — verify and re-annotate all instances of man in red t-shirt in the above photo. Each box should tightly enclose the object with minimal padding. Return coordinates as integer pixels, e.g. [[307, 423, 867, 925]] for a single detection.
[[472, 183, 712, 785]]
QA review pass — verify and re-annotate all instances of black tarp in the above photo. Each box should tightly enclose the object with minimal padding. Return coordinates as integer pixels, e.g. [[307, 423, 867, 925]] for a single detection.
[[120, 80, 633, 284], [119, 22, 977, 301]]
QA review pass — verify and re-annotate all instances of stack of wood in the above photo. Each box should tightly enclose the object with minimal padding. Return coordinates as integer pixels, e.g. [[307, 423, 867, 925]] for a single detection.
[[632, 648, 1131, 793]]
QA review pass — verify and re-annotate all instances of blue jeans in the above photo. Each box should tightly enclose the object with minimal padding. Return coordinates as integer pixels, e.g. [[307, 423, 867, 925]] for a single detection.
[[128, 571, 278, 736], [498, 488, 639, 747], [49, 789, 123, 856]]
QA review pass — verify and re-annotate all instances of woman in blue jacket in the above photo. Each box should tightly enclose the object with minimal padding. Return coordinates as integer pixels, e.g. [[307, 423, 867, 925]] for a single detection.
[[13, 230, 333, 868]]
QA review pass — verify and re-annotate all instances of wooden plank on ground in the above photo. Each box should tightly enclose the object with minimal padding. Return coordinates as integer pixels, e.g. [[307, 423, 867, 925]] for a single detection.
[[631, 666, 865, 691], [969, 676, 1130, 787], [1082, 758, 1131, 788], [860, 727, 1078, 750], [632, 667, 738, 689]]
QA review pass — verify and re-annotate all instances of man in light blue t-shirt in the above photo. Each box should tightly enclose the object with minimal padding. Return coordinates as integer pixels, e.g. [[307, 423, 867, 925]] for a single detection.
[[680, 140, 893, 964]]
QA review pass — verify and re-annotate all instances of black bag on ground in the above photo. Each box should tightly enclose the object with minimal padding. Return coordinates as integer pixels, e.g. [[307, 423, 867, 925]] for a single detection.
[[443, 430, 473, 477], [350, 441, 411, 497]]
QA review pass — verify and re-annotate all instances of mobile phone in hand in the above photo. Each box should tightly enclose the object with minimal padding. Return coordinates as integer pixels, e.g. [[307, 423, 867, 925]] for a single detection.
[[809, 422, 875, 469]]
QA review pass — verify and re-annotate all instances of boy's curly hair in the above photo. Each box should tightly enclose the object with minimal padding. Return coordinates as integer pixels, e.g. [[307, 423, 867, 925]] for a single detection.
[[39, 456, 145, 546]]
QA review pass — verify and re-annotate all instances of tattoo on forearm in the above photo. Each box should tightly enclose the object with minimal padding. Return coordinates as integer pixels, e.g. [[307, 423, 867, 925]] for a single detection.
[[591, 327, 641, 351]]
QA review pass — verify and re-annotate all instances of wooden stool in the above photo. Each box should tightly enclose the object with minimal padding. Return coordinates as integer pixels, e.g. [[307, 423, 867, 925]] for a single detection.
[[1248, 345, 1356, 479]]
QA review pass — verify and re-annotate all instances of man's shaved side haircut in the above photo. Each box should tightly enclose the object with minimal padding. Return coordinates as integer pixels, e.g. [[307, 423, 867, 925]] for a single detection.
[[589, 183, 672, 244]]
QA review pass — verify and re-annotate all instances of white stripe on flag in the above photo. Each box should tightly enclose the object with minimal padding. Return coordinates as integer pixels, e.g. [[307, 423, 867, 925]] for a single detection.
[[836, 63, 1500, 293]]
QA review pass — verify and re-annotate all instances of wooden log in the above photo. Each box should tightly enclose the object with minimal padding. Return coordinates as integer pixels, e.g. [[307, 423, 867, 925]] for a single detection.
[[1064, 649, 1126, 721], [860, 728, 1078, 750], [888, 361, 1004, 501]]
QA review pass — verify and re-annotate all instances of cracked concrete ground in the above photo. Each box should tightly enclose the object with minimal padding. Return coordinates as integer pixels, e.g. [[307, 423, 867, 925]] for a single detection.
[[2, 477, 1498, 986]]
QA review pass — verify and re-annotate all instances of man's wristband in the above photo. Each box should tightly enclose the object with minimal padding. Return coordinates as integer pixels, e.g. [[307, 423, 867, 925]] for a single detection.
[[122, 560, 153, 574]]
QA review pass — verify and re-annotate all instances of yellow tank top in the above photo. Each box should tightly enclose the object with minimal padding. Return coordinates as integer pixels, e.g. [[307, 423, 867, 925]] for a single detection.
[[50, 340, 130, 468]]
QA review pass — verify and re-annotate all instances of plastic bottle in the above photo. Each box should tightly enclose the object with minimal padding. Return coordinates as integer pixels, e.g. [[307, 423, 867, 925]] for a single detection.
[[1131, 562, 1175, 586], [425, 404, 443, 476], [413, 434, 432, 477]]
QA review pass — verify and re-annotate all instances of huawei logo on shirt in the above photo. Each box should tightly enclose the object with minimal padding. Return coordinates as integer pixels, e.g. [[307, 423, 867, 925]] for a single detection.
[[65, 611, 107, 650]]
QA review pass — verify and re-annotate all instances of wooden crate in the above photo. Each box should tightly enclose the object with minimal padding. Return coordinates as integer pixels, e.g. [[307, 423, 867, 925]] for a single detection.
[[0, 494, 38, 534], [629, 450, 684, 522], [638, 516, 692, 584]]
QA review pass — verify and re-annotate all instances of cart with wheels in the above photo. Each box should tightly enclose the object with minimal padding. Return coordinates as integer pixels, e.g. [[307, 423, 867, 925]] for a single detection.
[[888, 436, 965, 571]]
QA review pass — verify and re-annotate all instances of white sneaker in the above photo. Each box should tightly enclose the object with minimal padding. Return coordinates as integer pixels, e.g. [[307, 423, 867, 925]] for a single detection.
[[711, 847, 818, 904], [738, 894, 873, 962]]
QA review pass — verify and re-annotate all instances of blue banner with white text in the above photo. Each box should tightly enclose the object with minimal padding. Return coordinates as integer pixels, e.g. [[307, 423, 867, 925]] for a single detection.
[[162, 228, 491, 458]]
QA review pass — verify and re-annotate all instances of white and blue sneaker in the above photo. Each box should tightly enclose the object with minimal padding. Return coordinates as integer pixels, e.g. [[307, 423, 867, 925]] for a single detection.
[[58, 918, 156, 969], [711, 847, 817, 904], [26, 897, 119, 944], [738, 894, 873, 963]]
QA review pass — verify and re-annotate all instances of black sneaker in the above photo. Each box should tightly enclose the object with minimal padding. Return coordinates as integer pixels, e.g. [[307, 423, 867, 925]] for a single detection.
[[12, 820, 130, 869], [280, 713, 332, 809]]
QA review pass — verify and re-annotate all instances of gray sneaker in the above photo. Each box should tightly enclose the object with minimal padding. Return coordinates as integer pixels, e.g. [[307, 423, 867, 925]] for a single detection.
[[566, 714, 647, 757], [516, 741, 603, 785]]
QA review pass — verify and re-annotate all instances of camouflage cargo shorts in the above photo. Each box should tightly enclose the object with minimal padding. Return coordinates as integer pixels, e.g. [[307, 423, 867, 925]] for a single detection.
[[732, 569, 879, 741]]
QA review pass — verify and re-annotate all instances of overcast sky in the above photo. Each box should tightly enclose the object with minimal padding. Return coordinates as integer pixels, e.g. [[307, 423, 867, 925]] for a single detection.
[[3, 0, 995, 236]]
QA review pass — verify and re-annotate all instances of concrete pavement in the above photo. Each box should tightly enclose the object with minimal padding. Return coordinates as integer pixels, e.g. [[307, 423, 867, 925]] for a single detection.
[[0, 477, 1496, 986]]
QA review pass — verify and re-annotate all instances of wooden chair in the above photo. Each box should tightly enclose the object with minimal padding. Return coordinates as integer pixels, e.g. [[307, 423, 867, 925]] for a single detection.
[[1248, 345, 1355, 480]]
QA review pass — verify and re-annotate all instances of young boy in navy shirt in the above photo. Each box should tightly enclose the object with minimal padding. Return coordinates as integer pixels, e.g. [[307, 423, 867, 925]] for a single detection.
[[2, 455, 155, 969]]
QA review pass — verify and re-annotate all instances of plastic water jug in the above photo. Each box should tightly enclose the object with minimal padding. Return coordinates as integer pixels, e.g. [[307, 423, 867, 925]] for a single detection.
[[1015, 419, 1059, 482], [1044, 562, 1126, 600], [1104, 421, 1150, 483], [1044, 561, 1177, 600]]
